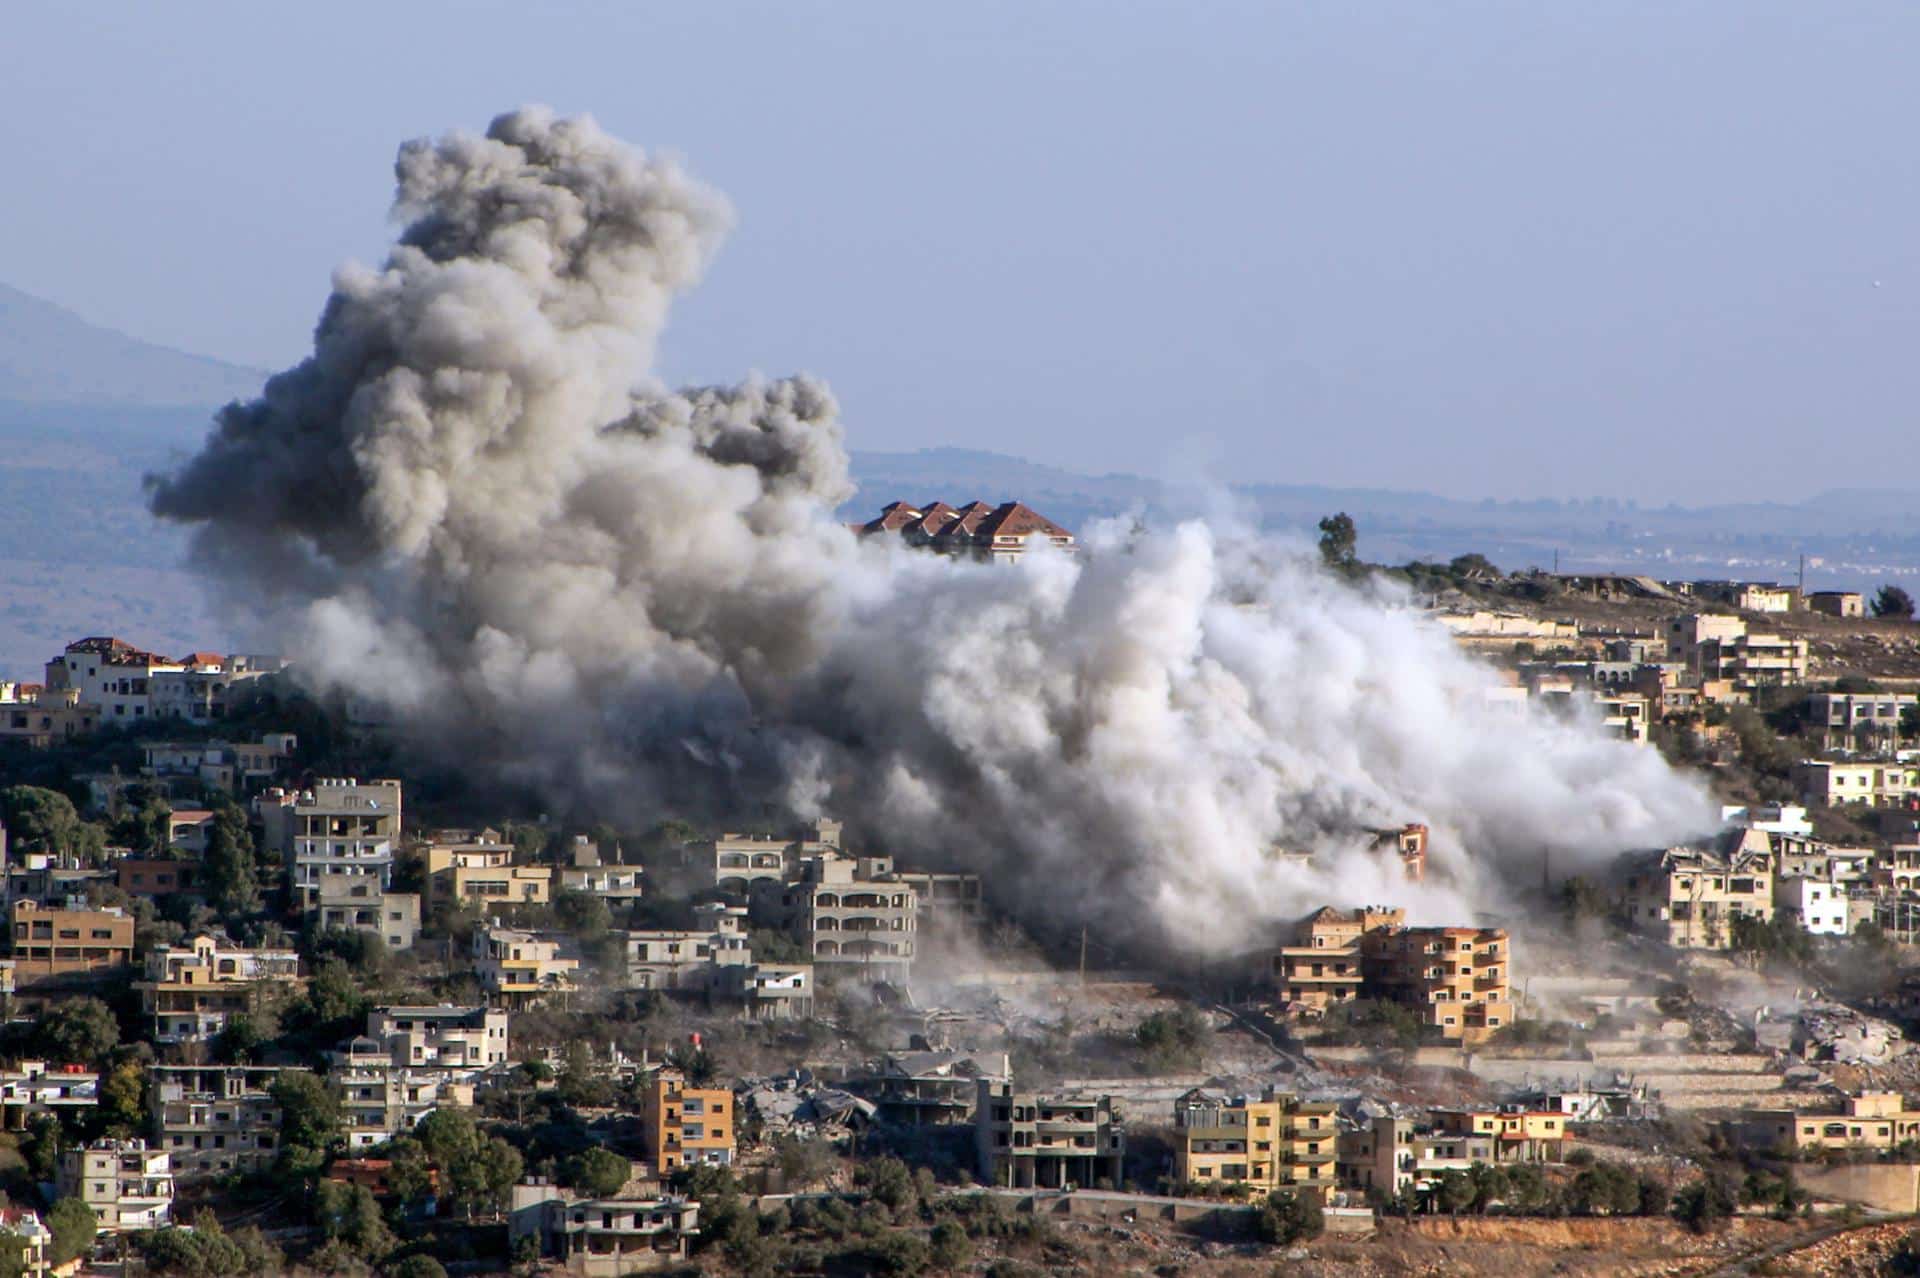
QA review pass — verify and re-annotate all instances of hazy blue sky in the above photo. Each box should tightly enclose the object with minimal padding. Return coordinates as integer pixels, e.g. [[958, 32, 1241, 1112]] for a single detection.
[[2, 2, 1916, 503]]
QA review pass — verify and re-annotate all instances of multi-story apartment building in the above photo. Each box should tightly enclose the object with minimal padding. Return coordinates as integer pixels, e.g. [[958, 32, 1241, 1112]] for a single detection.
[[1620, 840, 1775, 950], [137, 924, 301, 1043], [750, 853, 916, 979], [619, 903, 751, 991], [851, 1050, 1012, 1128], [0, 684, 101, 747], [314, 877, 420, 952], [1793, 760, 1920, 810], [141, 734, 297, 794], [1172, 1089, 1339, 1198], [1729, 1091, 1920, 1153], [42, 636, 184, 723], [365, 1005, 511, 1071], [1358, 925, 1514, 1044], [260, 779, 403, 913], [975, 1081, 1124, 1190], [136, 933, 303, 1044], [721, 962, 815, 1020], [695, 819, 842, 896], [638, 1068, 734, 1175], [57, 1139, 174, 1232], [1338, 1115, 1497, 1198], [473, 925, 581, 1008], [1773, 875, 1852, 935], [149, 1065, 284, 1181], [894, 870, 984, 926], [508, 1185, 700, 1276], [115, 858, 199, 900], [0, 1206, 55, 1278], [328, 1051, 474, 1149], [7, 899, 134, 986], [0, 1060, 98, 1130], [1429, 1107, 1569, 1162], [1808, 692, 1918, 750], [145, 654, 280, 725], [1269, 905, 1405, 1013]]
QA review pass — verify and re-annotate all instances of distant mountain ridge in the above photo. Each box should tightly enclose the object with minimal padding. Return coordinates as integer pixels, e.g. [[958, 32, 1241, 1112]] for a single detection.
[[0, 282, 265, 408]]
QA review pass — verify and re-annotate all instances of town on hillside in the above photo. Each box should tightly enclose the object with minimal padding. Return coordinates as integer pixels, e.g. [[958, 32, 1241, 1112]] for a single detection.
[[5, 512, 1920, 1276]]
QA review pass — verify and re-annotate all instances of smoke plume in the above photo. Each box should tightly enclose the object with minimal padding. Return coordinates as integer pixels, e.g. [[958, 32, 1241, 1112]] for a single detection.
[[151, 108, 1713, 954]]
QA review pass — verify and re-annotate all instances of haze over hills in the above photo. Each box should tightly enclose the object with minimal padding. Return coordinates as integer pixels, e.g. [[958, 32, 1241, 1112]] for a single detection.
[[2, 282, 1919, 679], [0, 282, 265, 408]]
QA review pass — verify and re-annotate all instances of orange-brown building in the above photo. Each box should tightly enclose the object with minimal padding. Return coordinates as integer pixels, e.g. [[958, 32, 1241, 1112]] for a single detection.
[[1270, 906, 1405, 1013], [8, 899, 135, 986], [1359, 925, 1513, 1044], [638, 1068, 734, 1176]]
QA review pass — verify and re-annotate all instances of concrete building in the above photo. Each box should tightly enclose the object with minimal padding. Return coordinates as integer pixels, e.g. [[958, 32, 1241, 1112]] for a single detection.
[[1269, 906, 1404, 1014], [1428, 1108, 1569, 1162], [7, 899, 134, 986], [1808, 692, 1918, 750], [750, 853, 916, 979], [149, 1065, 285, 1181], [1338, 1115, 1497, 1198], [0, 1206, 57, 1278], [975, 1080, 1124, 1190], [1620, 839, 1775, 950], [851, 1050, 1012, 1128], [712, 962, 815, 1020], [115, 858, 199, 900], [1172, 1089, 1339, 1198], [141, 734, 296, 794], [473, 925, 581, 1008], [42, 636, 184, 724], [136, 933, 303, 1044], [329, 1053, 474, 1149], [1774, 876, 1851, 936], [365, 1005, 510, 1071], [638, 1068, 734, 1175], [694, 819, 843, 895], [618, 903, 751, 991], [57, 1139, 173, 1232], [1729, 1092, 1920, 1153], [314, 878, 420, 952], [1793, 760, 1920, 809], [895, 870, 984, 925], [1359, 925, 1514, 1044], [260, 779, 403, 914], [0, 684, 100, 747], [0, 1060, 98, 1130], [1809, 591, 1866, 618], [509, 1184, 700, 1275]]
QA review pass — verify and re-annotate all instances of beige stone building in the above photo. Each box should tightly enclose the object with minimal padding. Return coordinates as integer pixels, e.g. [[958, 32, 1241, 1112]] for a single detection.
[[975, 1081, 1124, 1190], [750, 853, 916, 979], [1359, 925, 1514, 1044], [260, 779, 403, 913], [1793, 760, 1920, 809], [149, 1065, 285, 1181], [1172, 1089, 1339, 1198], [57, 1138, 173, 1232], [473, 925, 581, 1008], [314, 877, 421, 952], [1620, 839, 1775, 949], [136, 933, 303, 1044], [8, 899, 134, 987], [1730, 1092, 1920, 1153]]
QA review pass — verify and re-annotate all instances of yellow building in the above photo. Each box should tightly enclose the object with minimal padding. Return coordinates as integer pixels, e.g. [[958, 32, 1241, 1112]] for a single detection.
[[1172, 1089, 1339, 1198], [425, 835, 552, 908], [639, 1068, 733, 1176], [1732, 1092, 1920, 1153], [1429, 1107, 1568, 1162]]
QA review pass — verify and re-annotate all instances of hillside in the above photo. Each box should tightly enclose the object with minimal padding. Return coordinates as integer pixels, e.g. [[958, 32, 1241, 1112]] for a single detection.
[[0, 282, 264, 407]]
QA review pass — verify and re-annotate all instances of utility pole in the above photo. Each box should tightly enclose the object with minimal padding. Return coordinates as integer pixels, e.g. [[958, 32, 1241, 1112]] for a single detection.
[[1078, 926, 1088, 987]]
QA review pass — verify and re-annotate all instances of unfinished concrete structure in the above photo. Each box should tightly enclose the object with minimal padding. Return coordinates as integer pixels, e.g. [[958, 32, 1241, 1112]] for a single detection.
[[975, 1080, 1124, 1190]]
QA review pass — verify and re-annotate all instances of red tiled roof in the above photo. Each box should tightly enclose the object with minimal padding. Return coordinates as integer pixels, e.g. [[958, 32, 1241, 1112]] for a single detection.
[[184, 651, 226, 667], [859, 500, 923, 535], [974, 501, 1073, 540]]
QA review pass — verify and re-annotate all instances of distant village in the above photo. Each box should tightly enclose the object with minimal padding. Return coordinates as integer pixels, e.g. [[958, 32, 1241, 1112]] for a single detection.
[[5, 512, 1920, 1275]]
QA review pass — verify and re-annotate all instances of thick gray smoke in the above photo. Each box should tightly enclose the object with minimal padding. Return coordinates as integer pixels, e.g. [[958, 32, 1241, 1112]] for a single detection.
[[152, 108, 1714, 954]]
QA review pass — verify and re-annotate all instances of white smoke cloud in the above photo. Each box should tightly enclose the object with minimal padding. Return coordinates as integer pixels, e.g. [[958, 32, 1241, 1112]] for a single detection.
[[150, 107, 1714, 956]]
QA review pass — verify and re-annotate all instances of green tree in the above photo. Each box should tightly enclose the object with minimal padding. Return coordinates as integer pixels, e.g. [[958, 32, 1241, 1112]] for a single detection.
[[38, 996, 120, 1066], [1133, 1006, 1211, 1069], [385, 1136, 435, 1207], [101, 1059, 147, 1132], [313, 1180, 395, 1260], [864, 1231, 931, 1277], [1873, 585, 1916, 619], [1317, 512, 1358, 570], [46, 1197, 97, 1268], [306, 958, 372, 1026], [1448, 552, 1500, 581], [777, 1137, 837, 1190], [1636, 1173, 1671, 1217], [553, 888, 611, 940], [202, 804, 262, 915], [272, 1070, 343, 1165], [1256, 1189, 1324, 1243], [386, 1258, 448, 1278], [929, 1220, 972, 1272], [854, 1156, 918, 1215], [1434, 1169, 1477, 1218], [1673, 1172, 1736, 1232], [0, 786, 91, 858], [564, 1147, 631, 1198], [448, 1136, 523, 1218], [0, 1230, 28, 1278]]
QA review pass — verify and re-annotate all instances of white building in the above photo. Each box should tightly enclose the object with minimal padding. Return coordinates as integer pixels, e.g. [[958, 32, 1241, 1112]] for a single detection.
[[57, 1139, 174, 1232], [1774, 876, 1850, 936], [259, 779, 403, 913]]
